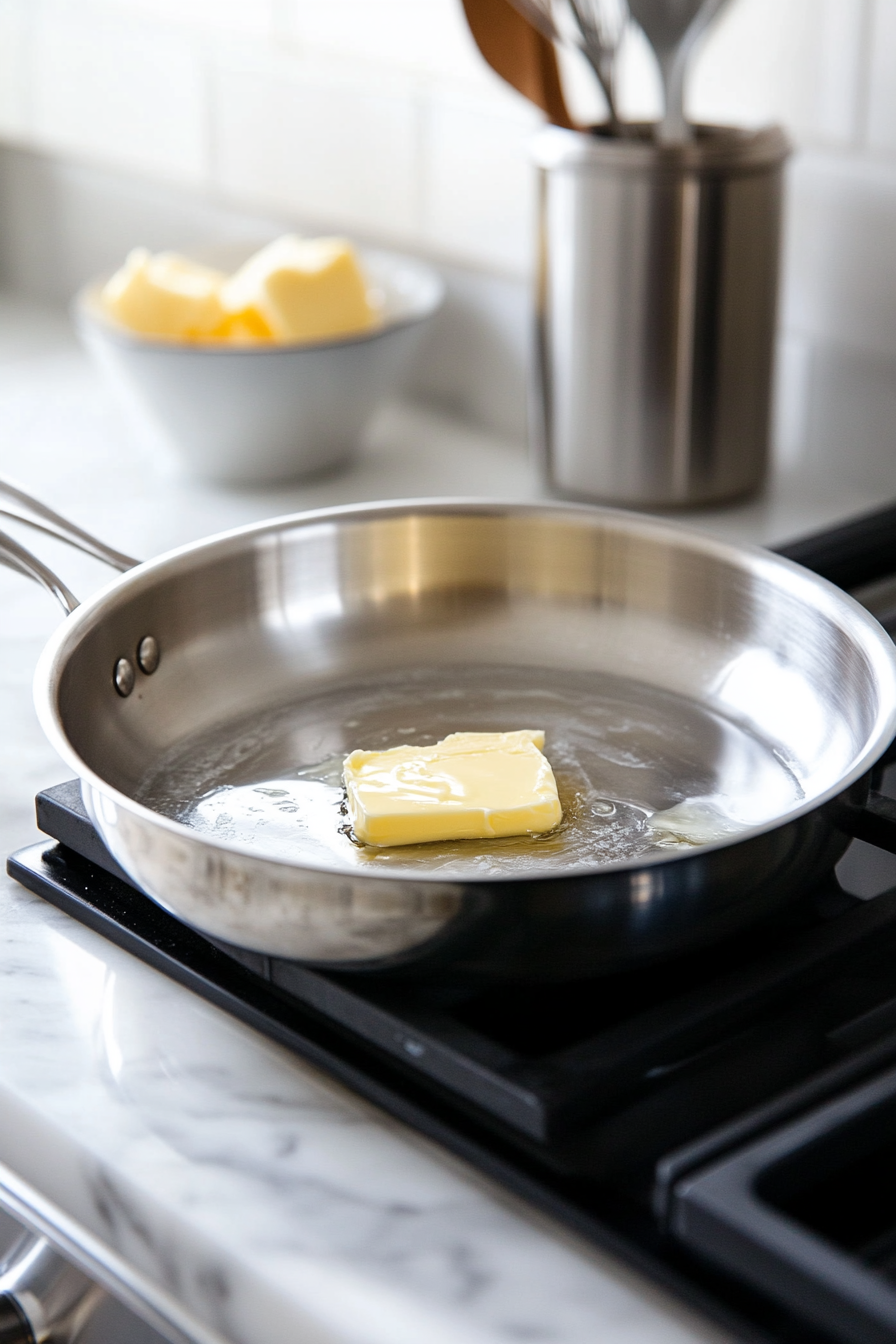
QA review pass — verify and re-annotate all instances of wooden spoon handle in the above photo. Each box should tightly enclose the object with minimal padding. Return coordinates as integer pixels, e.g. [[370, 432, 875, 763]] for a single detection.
[[460, 0, 576, 129]]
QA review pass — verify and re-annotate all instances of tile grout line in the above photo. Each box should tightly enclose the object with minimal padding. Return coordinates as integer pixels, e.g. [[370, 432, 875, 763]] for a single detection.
[[852, 0, 877, 151]]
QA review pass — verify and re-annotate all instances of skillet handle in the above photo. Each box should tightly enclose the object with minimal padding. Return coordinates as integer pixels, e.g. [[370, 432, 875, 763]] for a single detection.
[[0, 477, 137, 572], [0, 528, 79, 614]]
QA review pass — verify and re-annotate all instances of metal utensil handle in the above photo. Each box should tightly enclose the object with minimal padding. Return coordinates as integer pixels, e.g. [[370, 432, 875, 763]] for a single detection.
[[0, 529, 78, 614], [566, 0, 623, 128], [0, 1232, 104, 1343], [658, 0, 727, 143], [655, 46, 688, 142], [627, 0, 729, 142], [504, 0, 618, 117], [0, 478, 137, 572]]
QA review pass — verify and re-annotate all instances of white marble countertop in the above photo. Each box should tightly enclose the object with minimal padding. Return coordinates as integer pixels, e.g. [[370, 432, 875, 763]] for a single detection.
[[0, 293, 890, 1344]]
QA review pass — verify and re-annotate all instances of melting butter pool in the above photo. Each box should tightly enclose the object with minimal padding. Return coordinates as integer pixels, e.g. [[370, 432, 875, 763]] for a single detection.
[[137, 665, 805, 879]]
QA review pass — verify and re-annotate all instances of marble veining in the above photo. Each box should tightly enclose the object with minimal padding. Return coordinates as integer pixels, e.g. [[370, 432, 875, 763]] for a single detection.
[[0, 878, 730, 1344]]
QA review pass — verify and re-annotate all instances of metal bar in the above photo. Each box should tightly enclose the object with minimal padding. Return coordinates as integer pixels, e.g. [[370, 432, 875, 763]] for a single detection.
[[0, 479, 137, 572]]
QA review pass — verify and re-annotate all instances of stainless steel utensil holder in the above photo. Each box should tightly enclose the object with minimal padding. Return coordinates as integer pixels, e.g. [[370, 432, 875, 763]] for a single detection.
[[532, 124, 790, 508]]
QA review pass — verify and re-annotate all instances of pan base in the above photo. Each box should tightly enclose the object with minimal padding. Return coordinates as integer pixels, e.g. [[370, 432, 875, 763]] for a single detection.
[[135, 665, 805, 879]]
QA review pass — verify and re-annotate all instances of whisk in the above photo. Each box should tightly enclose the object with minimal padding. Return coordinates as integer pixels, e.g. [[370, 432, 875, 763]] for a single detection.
[[506, 0, 628, 130]]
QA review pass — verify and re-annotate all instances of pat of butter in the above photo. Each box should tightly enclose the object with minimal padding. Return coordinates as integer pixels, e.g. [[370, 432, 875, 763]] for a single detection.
[[101, 249, 229, 340], [221, 234, 377, 343], [209, 307, 274, 345], [343, 730, 562, 848]]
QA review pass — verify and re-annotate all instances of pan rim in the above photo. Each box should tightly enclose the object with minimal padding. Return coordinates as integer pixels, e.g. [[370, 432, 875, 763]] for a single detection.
[[32, 497, 896, 885]]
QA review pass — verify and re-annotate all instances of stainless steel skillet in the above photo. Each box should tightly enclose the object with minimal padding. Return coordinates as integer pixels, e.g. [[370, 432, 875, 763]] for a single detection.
[[3, 481, 896, 984]]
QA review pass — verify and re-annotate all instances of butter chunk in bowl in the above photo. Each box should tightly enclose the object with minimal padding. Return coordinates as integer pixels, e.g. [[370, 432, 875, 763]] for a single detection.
[[101, 249, 230, 340], [101, 235, 381, 345], [76, 237, 443, 485], [221, 235, 380, 344]]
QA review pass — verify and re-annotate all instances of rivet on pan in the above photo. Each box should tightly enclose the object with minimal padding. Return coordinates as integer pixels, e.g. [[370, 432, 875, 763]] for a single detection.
[[114, 657, 135, 698], [137, 635, 160, 675]]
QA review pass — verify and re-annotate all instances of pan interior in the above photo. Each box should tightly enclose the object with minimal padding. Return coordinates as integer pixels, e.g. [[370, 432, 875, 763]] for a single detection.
[[52, 509, 893, 883], [134, 662, 804, 879]]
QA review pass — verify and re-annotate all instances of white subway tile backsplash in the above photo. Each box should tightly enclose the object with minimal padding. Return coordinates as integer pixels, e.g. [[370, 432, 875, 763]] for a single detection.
[[799, 341, 896, 494], [781, 150, 896, 358], [421, 88, 541, 274], [283, 0, 498, 89], [866, 0, 896, 153], [212, 48, 420, 240], [0, 145, 281, 301], [31, 4, 207, 183], [0, 0, 895, 466], [771, 333, 812, 471], [809, 0, 868, 144], [2, 0, 891, 285], [98, 0, 273, 37], [0, 0, 31, 141], [688, 0, 866, 146], [404, 262, 531, 438]]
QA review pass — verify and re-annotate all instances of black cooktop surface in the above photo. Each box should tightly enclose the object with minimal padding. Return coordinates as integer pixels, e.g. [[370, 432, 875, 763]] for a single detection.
[[12, 778, 896, 1344]]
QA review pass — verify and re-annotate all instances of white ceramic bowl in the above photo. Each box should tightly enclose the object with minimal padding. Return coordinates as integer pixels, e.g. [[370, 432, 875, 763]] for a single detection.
[[74, 247, 444, 486]]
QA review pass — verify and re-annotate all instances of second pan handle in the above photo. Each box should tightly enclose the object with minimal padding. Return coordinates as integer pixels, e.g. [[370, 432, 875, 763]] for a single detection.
[[0, 478, 138, 573], [0, 529, 78, 614], [0, 477, 142, 613]]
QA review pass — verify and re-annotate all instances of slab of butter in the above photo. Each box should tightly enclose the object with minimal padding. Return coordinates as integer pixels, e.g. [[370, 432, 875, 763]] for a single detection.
[[101, 249, 230, 340], [343, 730, 562, 848], [100, 235, 377, 345], [221, 235, 377, 343]]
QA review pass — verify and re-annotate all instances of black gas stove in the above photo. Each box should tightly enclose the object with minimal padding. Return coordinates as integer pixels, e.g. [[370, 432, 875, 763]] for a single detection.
[[12, 503, 896, 1344]]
